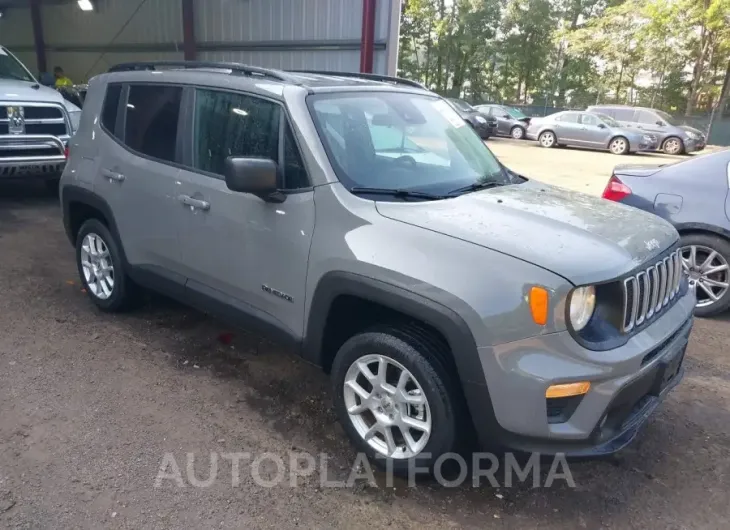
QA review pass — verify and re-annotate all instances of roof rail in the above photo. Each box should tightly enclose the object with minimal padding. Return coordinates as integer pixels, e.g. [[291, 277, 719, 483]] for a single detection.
[[287, 70, 428, 90], [108, 61, 294, 83]]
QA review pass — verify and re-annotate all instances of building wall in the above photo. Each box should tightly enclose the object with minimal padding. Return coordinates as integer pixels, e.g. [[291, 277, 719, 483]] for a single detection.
[[0, 0, 400, 82]]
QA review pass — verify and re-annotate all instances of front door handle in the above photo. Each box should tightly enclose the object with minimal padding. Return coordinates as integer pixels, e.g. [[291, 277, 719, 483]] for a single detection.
[[101, 169, 125, 182], [179, 195, 211, 211]]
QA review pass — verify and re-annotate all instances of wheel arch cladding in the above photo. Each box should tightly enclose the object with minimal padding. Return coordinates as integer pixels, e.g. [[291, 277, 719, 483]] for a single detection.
[[302, 271, 487, 386], [676, 223, 730, 241], [62, 186, 130, 267]]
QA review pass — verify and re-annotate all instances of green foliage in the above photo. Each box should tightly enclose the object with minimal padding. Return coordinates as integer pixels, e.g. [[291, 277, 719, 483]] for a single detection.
[[398, 0, 730, 115]]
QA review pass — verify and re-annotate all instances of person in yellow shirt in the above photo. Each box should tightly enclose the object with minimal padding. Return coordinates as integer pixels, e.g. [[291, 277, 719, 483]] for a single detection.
[[53, 66, 74, 88]]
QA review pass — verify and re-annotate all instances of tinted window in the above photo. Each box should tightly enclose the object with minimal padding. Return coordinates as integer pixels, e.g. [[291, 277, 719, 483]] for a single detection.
[[124, 85, 182, 162], [613, 108, 636, 121], [101, 84, 122, 135], [194, 89, 280, 177], [283, 122, 309, 189], [557, 112, 579, 123]]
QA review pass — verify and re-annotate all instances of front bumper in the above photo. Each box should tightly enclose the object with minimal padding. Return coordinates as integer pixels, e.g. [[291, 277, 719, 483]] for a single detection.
[[0, 134, 67, 178], [467, 286, 695, 456], [684, 138, 706, 153]]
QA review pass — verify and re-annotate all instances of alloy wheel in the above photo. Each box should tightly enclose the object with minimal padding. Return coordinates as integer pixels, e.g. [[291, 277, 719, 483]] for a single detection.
[[610, 138, 627, 154], [540, 132, 555, 147], [681, 245, 729, 308], [343, 354, 431, 459], [511, 126, 524, 140], [80, 233, 115, 300], [664, 138, 682, 155]]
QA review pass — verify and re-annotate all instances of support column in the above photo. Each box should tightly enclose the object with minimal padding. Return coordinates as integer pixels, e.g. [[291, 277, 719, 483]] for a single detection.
[[182, 0, 197, 61], [30, 0, 47, 74], [359, 0, 376, 73]]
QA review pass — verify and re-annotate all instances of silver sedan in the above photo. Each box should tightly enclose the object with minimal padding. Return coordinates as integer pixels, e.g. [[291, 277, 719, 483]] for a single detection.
[[526, 111, 658, 155]]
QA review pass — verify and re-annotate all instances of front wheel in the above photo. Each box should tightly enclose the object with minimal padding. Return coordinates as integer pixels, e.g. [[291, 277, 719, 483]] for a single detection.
[[331, 327, 461, 475], [609, 136, 630, 155], [538, 131, 556, 148], [663, 137, 685, 155], [510, 126, 525, 140], [680, 233, 730, 317]]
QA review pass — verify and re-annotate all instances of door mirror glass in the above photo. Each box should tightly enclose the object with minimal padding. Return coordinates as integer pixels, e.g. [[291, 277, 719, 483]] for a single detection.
[[224, 157, 284, 202]]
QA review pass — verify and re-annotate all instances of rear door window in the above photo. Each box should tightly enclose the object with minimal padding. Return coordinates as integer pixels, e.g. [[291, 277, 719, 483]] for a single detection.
[[613, 108, 637, 122], [557, 112, 580, 123], [124, 84, 183, 163], [101, 84, 122, 137]]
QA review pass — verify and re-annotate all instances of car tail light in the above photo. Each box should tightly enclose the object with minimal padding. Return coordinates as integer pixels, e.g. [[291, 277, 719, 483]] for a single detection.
[[64, 146, 70, 159], [602, 175, 632, 201]]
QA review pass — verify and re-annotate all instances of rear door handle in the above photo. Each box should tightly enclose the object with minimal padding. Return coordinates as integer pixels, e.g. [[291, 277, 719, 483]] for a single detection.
[[179, 195, 211, 211], [101, 169, 125, 182]]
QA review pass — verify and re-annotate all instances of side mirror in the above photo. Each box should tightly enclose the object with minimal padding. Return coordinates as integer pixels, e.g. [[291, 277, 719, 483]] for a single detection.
[[224, 157, 285, 203], [501, 114, 511, 119], [656, 121, 665, 126], [597, 123, 607, 129]]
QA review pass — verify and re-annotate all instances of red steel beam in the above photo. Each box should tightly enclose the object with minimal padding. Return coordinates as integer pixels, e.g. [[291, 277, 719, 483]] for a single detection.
[[359, 0, 376, 73], [29, 0, 48, 74], [181, 0, 197, 61]]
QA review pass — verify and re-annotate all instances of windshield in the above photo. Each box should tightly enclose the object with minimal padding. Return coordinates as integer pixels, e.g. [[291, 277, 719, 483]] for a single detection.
[[595, 112, 619, 127], [0, 48, 35, 83], [655, 110, 679, 126], [448, 99, 474, 112], [507, 107, 527, 119], [308, 92, 509, 197]]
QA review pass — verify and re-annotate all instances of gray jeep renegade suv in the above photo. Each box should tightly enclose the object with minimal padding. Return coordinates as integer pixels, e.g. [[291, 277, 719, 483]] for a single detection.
[[61, 62, 695, 472]]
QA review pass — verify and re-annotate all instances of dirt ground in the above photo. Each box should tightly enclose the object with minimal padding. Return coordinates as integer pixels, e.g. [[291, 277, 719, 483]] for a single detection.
[[1, 149, 729, 529]]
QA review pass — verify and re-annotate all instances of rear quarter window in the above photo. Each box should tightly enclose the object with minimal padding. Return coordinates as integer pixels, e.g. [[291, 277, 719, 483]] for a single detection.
[[101, 84, 122, 136]]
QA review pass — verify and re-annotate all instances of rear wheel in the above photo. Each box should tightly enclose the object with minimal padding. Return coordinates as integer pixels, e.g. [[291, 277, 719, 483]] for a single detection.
[[76, 219, 139, 312], [538, 131, 556, 148], [331, 326, 461, 475], [510, 125, 525, 140], [680, 233, 730, 317], [609, 136, 630, 155], [663, 136, 685, 155]]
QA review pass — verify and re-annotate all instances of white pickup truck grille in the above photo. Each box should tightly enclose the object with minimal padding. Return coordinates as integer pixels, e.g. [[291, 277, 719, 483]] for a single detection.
[[622, 250, 683, 333]]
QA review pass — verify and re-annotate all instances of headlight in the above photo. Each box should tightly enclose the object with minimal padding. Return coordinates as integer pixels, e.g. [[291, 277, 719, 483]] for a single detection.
[[475, 116, 487, 124], [68, 110, 81, 133], [642, 134, 653, 143], [685, 131, 700, 140], [569, 286, 596, 331]]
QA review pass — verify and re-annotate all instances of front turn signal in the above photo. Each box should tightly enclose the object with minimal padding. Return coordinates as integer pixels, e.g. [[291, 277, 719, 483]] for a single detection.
[[546, 381, 591, 399], [529, 286, 549, 326]]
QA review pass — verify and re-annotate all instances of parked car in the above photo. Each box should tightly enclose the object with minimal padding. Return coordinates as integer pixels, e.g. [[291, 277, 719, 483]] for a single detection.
[[587, 105, 706, 156], [474, 104, 531, 139], [526, 110, 658, 155], [62, 62, 694, 473], [0, 45, 81, 189], [602, 149, 730, 316], [445, 98, 496, 139]]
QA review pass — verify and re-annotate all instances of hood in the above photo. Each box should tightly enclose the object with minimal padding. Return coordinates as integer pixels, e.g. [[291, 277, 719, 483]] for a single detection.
[[0, 79, 80, 112], [375, 180, 678, 285], [613, 163, 664, 178], [678, 124, 704, 137]]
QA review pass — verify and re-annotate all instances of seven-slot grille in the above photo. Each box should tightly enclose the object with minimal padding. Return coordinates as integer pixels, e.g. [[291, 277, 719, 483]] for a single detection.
[[623, 250, 683, 332]]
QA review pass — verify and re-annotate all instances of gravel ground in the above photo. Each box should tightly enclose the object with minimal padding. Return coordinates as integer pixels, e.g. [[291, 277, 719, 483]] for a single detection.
[[1, 174, 729, 529]]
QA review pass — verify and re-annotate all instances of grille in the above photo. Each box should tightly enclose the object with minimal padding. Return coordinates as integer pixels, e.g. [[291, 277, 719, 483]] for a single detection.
[[0, 104, 69, 138], [623, 250, 682, 332]]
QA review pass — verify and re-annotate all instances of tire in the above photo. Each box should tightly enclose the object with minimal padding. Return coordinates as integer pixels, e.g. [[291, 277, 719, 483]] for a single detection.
[[608, 136, 630, 155], [662, 136, 685, 155], [75, 219, 138, 312], [538, 130, 556, 148], [510, 125, 525, 140], [680, 233, 730, 317], [331, 325, 462, 475]]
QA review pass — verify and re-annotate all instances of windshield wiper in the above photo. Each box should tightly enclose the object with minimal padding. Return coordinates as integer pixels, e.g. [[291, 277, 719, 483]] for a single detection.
[[446, 180, 504, 196], [350, 187, 445, 201]]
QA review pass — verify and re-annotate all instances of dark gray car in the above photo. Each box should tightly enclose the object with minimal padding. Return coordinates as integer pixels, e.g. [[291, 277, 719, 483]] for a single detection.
[[526, 111, 658, 154], [602, 149, 730, 316], [474, 104, 531, 139], [587, 105, 706, 156]]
